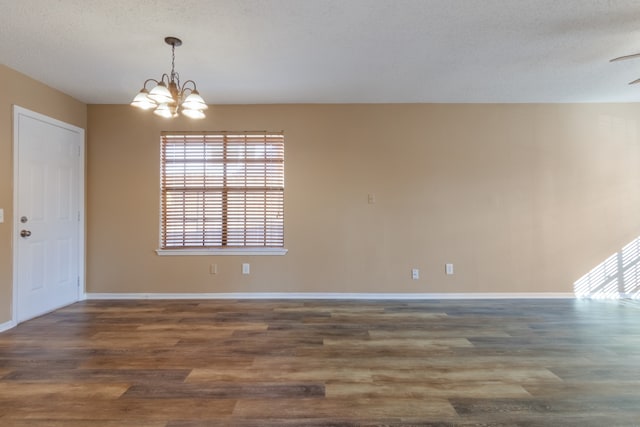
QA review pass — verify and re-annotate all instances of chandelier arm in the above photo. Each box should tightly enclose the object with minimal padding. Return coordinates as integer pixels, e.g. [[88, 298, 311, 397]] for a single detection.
[[142, 78, 160, 90], [182, 80, 197, 90], [159, 74, 170, 85], [181, 80, 198, 96]]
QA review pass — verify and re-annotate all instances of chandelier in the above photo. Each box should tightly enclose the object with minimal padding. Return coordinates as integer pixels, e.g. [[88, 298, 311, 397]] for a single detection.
[[131, 36, 208, 119]]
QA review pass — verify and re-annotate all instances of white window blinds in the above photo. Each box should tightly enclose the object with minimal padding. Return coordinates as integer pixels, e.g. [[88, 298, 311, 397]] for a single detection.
[[161, 132, 284, 249]]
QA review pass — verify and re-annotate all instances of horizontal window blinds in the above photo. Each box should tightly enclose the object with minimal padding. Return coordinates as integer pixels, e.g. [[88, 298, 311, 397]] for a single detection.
[[161, 132, 284, 249]]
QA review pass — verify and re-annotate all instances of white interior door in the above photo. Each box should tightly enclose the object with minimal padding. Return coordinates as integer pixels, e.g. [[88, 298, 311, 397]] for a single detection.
[[13, 106, 84, 323]]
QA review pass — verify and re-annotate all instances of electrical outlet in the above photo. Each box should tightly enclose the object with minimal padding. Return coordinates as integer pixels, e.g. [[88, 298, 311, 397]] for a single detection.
[[242, 263, 250, 275], [411, 268, 419, 280], [446, 263, 454, 275], [209, 264, 218, 275]]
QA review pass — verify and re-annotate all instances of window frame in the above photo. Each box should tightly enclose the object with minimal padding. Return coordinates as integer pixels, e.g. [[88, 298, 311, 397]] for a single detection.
[[156, 131, 287, 256]]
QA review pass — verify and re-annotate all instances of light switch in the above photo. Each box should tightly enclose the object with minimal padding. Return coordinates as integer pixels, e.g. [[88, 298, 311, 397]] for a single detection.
[[242, 263, 250, 275], [0, 208, 4, 223]]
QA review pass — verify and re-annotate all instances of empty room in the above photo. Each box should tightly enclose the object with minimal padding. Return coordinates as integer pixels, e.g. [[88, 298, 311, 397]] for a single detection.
[[1, 0, 640, 425]]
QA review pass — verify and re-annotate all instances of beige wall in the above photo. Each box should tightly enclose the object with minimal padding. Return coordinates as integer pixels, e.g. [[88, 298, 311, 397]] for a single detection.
[[2, 66, 638, 322], [87, 103, 640, 295], [0, 64, 86, 323]]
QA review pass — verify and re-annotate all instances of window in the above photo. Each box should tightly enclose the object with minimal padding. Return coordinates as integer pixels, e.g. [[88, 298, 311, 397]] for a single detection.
[[159, 131, 284, 253]]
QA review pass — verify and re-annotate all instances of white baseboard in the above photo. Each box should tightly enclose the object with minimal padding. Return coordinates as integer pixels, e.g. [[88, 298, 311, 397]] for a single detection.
[[85, 292, 576, 300], [620, 293, 640, 299], [0, 320, 17, 333], [576, 292, 640, 300]]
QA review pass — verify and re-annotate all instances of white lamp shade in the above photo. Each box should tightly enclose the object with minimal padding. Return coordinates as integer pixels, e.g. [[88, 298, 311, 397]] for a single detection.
[[148, 83, 174, 104], [182, 91, 208, 110], [153, 103, 176, 119], [130, 91, 157, 110], [181, 108, 206, 119]]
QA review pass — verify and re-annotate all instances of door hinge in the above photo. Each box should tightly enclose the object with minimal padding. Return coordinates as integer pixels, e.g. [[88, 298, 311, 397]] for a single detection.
[[77, 276, 80, 288], [77, 211, 81, 222]]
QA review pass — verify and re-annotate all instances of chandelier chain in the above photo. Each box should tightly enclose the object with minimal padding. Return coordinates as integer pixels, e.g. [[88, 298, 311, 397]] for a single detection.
[[171, 43, 176, 81]]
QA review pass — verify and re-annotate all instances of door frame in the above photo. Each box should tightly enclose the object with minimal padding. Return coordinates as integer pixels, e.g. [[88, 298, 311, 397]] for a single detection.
[[12, 105, 86, 324]]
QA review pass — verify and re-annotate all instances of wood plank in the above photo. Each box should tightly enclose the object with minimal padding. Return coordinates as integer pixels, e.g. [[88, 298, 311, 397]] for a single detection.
[[2, 368, 190, 384], [0, 398, 235, 420], [231, 397, 457, 419], [187, 367, 373, 383], [123, 382, 325, 399], [0, 421, 166, 427], [326, 381, 531, 399], [0, 383, 129, 399]]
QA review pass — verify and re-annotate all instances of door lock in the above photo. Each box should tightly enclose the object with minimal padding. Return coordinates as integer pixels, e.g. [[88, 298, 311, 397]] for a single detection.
[[20, 230, 32, 238]]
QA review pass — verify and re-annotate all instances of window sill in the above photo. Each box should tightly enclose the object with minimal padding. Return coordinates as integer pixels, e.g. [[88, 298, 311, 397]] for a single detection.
[[156, 248, 288, 256]]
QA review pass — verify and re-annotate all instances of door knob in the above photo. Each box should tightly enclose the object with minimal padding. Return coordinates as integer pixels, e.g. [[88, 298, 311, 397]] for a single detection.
[[20, 230, 32, 238]]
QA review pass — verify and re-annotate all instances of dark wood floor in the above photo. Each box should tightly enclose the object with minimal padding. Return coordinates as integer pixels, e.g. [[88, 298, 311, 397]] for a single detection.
[[1, 299, 639, 426]]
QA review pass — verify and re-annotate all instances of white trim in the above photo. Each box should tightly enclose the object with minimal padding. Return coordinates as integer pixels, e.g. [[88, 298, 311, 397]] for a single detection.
[[576, 293, 640, 300], [86, 292, 576, 300], [0, 320, 17, 333], [12, 106, 85, 325], [156, 248, 288, 256], [620, 293, 640, 299]]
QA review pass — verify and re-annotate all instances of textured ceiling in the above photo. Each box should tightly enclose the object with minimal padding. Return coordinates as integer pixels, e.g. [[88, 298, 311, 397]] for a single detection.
[[2, 0, 640, 104]]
